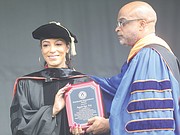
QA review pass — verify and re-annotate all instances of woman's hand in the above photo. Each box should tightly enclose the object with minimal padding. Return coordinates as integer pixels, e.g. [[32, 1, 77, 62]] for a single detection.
[[70, 123, 85, 135], [52, 83, 71, 117]]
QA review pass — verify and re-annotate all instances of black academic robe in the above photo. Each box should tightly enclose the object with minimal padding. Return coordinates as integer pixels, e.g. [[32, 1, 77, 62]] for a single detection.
[[10, 68, 95, 135]]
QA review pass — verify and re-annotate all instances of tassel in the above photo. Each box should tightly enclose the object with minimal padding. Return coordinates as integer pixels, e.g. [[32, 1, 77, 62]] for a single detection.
[[70, 37, 77, 56]]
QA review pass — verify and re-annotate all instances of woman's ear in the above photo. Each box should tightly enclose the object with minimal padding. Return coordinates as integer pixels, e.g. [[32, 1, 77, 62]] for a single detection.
[[67, 44, 70, 53]]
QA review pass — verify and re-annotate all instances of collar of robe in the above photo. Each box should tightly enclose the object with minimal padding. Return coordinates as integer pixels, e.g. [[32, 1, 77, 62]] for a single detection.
[[127, 33, 173, 62], [13, 68, 86, 96], [24, 68, 86, 82]]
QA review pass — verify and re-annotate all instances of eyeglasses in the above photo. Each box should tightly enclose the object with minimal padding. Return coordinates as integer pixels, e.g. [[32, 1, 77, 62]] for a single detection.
[[117, 19, 143, 27]]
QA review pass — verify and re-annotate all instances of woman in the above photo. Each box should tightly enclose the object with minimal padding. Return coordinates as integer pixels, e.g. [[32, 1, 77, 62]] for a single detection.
[[10, 22, 93, 135]]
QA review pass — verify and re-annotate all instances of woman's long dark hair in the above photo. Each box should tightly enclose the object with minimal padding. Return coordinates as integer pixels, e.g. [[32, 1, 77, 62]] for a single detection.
[[65, 51, 72, 69]]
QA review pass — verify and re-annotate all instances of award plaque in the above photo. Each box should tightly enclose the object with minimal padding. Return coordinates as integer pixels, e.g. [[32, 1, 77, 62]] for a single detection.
[[65, 81, 104, 130]]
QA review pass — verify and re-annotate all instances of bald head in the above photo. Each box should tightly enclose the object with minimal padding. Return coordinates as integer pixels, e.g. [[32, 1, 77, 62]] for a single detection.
[[115, 1, 158, 46], [119, 1, 157, 24]]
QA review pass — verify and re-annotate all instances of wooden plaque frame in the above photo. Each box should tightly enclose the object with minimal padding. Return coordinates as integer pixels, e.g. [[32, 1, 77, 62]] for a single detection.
[[65, 81, 104, 130]]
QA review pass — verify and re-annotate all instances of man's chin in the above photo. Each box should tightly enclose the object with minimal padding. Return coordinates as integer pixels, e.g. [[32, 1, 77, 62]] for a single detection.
[[119, 41, 126, 46]]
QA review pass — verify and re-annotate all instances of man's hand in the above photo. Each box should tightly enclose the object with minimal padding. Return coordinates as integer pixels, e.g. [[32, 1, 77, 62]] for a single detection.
[[86, 116, 109, 134]]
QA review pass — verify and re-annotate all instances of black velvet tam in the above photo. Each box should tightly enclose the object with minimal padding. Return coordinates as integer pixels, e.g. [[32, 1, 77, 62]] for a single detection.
[[32, 23, 78, 43]]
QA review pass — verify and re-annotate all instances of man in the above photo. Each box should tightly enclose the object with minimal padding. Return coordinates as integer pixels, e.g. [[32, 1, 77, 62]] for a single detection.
[[89, 1, 180, 135]]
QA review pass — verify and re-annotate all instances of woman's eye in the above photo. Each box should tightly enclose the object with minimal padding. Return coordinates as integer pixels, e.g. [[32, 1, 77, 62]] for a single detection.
[[56, 43, 62, 46], [42, 44, 49, 47]]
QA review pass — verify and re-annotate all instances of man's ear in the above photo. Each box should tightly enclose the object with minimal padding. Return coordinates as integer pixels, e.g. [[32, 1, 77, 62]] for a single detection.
[[139, 20, 146, 30]]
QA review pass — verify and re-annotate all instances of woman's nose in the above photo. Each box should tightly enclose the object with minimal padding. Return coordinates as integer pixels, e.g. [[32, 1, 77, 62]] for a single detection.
[[49, 45, 56, 52]]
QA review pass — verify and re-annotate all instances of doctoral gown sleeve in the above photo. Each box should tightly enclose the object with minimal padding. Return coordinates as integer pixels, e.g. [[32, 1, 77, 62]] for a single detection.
[[90, 63, 129, 116], [110, 48, 180, 135], [10, 79, 58, 135]]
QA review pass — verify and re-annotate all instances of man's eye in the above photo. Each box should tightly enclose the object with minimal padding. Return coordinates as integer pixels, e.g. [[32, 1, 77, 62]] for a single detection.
[[119, 22, 123, 25]]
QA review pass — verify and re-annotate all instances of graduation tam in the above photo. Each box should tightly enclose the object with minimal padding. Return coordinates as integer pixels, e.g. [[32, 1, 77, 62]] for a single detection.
[[32, 21, 78, 56]]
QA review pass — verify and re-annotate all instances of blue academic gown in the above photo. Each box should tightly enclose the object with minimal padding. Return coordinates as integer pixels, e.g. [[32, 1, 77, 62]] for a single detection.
[[92, 48, 180, 135]]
